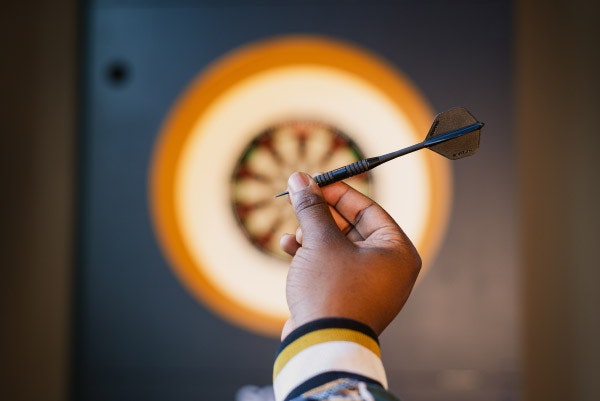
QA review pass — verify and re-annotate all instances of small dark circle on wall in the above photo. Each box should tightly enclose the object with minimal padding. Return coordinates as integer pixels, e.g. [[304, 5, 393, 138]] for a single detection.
[[105, 60, 131, 86]]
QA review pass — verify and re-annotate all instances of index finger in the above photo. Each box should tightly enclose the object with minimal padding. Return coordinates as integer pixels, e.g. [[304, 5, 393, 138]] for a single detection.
[[321, 181, 402, 241]]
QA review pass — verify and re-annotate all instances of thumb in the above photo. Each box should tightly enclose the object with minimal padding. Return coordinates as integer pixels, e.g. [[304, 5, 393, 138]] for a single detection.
[[287, 172, 341, 245]]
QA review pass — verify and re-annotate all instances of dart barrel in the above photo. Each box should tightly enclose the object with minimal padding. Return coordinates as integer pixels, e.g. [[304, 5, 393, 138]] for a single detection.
[[314, 158, 371, 187]]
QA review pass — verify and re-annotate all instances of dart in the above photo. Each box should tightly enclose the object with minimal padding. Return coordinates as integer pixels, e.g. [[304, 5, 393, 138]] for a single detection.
[[275, 107, 483, 197]]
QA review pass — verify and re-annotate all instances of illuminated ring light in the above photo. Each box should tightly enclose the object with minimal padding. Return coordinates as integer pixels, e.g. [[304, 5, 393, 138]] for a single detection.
[[150, 35, 451, 336]]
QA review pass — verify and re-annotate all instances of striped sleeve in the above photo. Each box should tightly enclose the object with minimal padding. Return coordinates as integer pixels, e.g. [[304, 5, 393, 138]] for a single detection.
[[273, 318, 388, 401]]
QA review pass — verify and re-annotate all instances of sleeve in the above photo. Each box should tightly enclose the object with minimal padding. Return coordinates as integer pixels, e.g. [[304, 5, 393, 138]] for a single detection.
[[272, 317, 401, 401]]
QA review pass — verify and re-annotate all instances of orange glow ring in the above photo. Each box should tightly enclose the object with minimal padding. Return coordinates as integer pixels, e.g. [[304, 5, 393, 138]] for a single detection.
[[149, 35, 450, 336]]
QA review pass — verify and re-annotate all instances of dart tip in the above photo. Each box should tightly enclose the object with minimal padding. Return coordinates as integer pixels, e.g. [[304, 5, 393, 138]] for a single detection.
[[275, 191, 289, 198]]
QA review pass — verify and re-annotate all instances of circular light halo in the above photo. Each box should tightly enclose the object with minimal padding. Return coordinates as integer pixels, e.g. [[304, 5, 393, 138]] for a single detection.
[[150, 35, 451, 336]]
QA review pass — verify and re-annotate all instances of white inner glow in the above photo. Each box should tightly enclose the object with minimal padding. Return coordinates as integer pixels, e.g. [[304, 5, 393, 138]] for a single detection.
[[176, 66, 431, 319]]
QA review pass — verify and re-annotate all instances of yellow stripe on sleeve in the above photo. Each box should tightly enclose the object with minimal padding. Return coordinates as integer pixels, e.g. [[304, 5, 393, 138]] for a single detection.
[[273, 328, 380, 379]]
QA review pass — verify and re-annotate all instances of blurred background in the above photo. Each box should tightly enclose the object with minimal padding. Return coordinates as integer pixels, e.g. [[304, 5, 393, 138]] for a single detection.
[[1, 1, 598, 401]]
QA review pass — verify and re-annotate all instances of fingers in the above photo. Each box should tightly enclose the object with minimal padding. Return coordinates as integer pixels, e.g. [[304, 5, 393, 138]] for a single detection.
[[329, 205, 364, 242], [279, 233, 301, 256], [286, 172, 342, 246], [280, 173, 399, 254], [280, 172, 404, 256], [321, 181, 401, 241]]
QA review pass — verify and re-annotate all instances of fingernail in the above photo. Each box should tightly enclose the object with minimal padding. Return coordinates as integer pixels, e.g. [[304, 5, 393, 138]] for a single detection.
[[288, 172, 310, 193]]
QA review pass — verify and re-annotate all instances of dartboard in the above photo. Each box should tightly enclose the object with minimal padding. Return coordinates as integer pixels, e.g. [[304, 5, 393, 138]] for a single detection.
[[231, 121, 370, 259], [150, 35, 451, 336]]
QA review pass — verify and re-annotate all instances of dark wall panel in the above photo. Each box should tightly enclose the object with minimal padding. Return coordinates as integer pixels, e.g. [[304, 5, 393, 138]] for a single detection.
[[76, 1, 515, 400]]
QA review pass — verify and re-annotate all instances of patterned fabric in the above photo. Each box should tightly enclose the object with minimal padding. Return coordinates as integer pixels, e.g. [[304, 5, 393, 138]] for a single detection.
[[291, 378, 374, 400], [273, 318, 389, 401], [287, 379, 402, 401]]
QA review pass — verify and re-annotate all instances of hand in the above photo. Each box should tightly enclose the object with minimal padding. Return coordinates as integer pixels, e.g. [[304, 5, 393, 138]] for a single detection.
[[279, 172, 422, 339]]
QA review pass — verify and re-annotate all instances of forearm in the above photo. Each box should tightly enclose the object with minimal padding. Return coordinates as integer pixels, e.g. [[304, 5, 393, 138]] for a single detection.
[[273, 318, 401, 401]]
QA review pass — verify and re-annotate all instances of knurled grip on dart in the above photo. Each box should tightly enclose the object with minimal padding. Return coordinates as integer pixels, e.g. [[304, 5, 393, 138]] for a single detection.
[[314, 157, 378, 187]]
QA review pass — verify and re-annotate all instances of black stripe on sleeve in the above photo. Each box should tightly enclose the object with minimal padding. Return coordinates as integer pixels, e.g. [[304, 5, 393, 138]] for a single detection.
[[284, 371, 384, 401], [277, 317, 378, 356]]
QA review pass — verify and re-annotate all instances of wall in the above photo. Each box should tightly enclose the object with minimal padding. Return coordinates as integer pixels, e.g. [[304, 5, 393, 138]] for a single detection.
[[1, 1, 77, 401], [517, 1, 600, 400], [1, 0, 599, 400]]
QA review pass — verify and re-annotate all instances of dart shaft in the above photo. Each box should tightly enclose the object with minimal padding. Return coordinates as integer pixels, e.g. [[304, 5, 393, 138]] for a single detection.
[[274, 120, 483, 198], [425, 122, 483, 147]]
